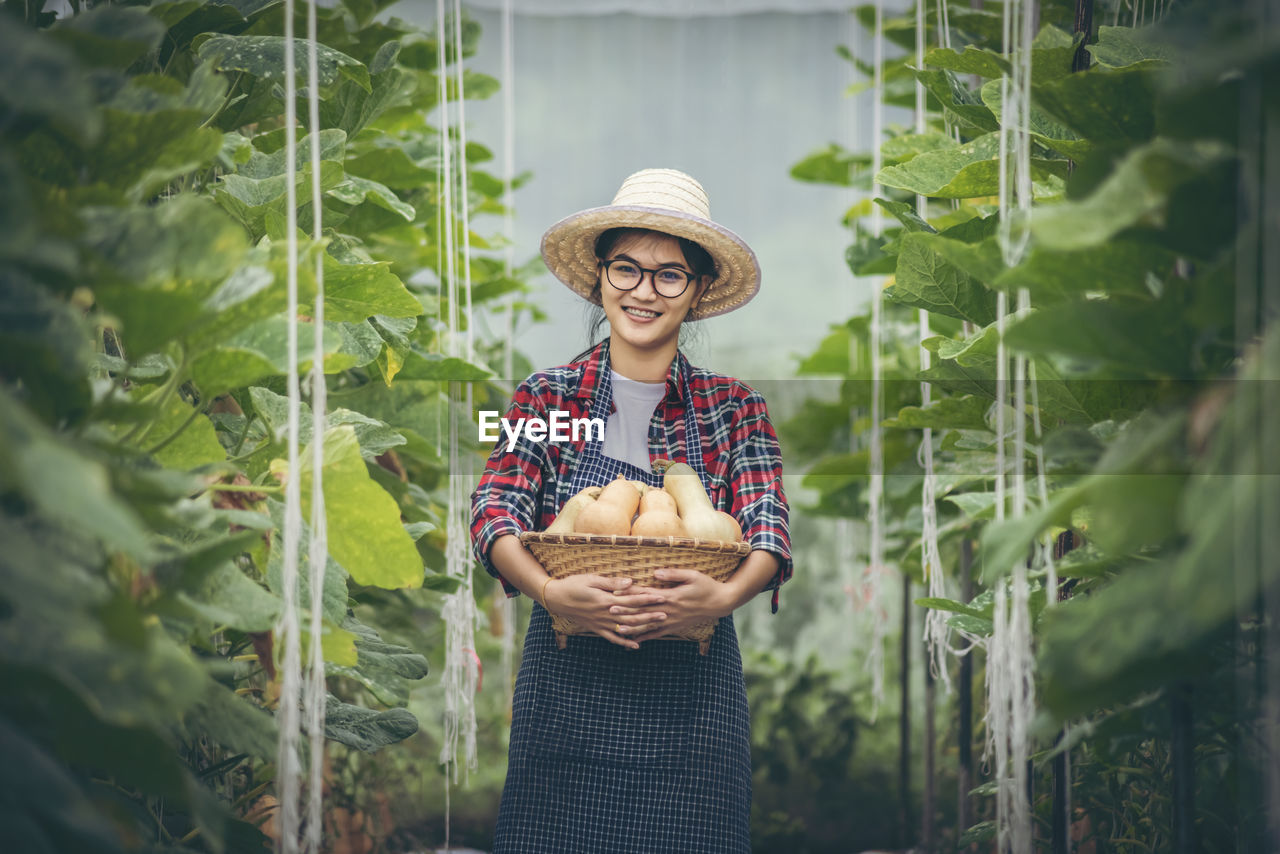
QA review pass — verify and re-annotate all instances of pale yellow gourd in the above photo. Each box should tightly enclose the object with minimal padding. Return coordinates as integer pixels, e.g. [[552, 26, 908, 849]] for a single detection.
[[544, 486, 602, 534], [573, 475, 641, 536], [638, 488, 677, 516], [654, 460, 743, 542], [631, 510, 688, 538]]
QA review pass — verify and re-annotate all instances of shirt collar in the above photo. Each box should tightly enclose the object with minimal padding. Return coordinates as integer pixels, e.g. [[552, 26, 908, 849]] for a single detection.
[[570, 337, 688, 405]]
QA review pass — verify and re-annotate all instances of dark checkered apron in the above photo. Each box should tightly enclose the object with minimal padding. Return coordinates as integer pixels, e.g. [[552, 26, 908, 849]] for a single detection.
[[492, 362, 752, 854]]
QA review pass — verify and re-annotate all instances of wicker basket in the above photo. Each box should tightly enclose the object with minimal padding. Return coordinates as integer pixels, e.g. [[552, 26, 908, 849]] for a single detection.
[[519, 531, 751, 655]]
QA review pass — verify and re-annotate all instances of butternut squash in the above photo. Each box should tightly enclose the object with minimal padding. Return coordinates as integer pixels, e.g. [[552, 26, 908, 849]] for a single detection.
[[544, 486, 602, 534], [574, 475, 640, 535], [654, 459, 742, 542], [631, 510, 687, 538], [638, 487, 677, 516]]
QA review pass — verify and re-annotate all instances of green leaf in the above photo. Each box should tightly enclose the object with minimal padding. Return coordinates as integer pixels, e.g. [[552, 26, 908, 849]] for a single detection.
[[993, 241, 1178, 302], [876, 133, 1066, 200], [326, 615, 429, 706], [393, 351, 493, 382], [48, 4, 166, 70], [265, 501, 351, 626], [1032, 64, 1159, 145], [345, 143, 436, 189], [924, 45, 1010, 78], [944, 492, 999, 521], [214, 161, 346, 236], [0, 391, 153, 559], [174, 562, 281, 632], [875, 198, 935, 234], [324, 695, 418, 752], [0, 16, 100, 142], [915, 596, 987, 618], [137, 395, 225, 471], [880, 131, 958, 166], [1030, 138, 1234, 251], [947, 614, 995, 637], [298, 426, 423, 589], [323, 256, 422, 321], [886, 232, 998, 325], [250, 386, 406, 458], [790, 143, 865, 186], [979, 77, 1092, 161], [329, 175, 415, 220], [197, 34, 371, 92], [911, 68, 1000, 133], [1087, 25, 1177, 69], [320, 67, 417, 137], [1003, 300, 1194, 377], [884, 395, 990, 431]]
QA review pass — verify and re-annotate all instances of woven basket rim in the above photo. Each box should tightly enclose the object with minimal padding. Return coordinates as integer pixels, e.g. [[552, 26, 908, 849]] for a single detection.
[[519, 531, 751, 556]]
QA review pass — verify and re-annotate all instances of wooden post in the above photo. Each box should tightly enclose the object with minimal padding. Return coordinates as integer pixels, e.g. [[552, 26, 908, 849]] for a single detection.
[[899, 573, 913, 848], [957, 538, 975, 850]]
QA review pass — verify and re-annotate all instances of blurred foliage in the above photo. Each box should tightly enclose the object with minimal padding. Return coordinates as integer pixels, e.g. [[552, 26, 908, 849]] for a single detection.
[[0, 0, 536, 850], [787, 0, 1278, 849]]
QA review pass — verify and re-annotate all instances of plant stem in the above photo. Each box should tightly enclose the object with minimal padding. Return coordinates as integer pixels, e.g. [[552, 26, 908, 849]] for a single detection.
[[206, 483, 282, 494]]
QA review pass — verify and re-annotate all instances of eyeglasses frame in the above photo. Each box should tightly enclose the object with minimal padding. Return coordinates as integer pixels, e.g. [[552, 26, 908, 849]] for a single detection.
[[598, 257, 700, 299]]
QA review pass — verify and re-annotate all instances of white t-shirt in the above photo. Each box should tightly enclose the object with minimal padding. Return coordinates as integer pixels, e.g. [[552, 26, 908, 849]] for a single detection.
[[602, 370, 667, 471]]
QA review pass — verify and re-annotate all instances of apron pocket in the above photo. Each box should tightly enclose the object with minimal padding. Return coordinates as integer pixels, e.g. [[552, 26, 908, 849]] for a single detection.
[[528, 635, 699, 771]]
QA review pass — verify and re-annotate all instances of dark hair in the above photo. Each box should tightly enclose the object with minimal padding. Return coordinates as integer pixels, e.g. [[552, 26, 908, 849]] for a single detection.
[[571, 228, 715, 361]]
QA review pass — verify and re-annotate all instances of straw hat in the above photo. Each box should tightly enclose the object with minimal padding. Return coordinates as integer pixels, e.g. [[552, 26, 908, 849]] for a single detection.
[[540, 168, 761, 319]]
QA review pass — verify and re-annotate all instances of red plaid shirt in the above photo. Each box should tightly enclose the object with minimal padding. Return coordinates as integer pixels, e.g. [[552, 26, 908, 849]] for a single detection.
[[470, 339, 792, 612]]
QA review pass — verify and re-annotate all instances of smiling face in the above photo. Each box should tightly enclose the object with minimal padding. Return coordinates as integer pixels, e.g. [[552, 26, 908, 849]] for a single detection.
[[596, 231, 707, 368]]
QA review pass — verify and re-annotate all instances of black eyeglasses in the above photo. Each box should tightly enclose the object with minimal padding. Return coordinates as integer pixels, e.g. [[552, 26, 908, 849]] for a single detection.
[[601, 258, 696, 299]]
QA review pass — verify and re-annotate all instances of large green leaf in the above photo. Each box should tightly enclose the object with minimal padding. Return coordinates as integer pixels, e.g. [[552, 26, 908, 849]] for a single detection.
[[0, 392, 153, 559], [1087, 25, 1177, 69], [265, 500, 351, 627], [250, 386, 405, 459], [297, 426, 423, 589], [48, 4, 166, 70], [1002, 299, 1195, 378], [886, 232, 998, 325], [0, 16, 99, 142], [1029, 138, 1234, 251], [329, 175, 415, 221], [324, 694, 417, 752], [790, 143, 866, 186], [173, 561, 281, 632], [197, 34, 371, 93], [1032, 64, 1159, 144], [326, 615, 429, 707], [323, 256, 422, 321], [880, 131, 958, 166], [884, 395, 991, 431], [911, 68, 1000, 133], [214, 161, 346, 236], [924, 45, 1010, 79], [131, 394, 226, 471], [992, 240, 1178, 302], [320, 67, 417, 137], [876, 133, 1066, 199]]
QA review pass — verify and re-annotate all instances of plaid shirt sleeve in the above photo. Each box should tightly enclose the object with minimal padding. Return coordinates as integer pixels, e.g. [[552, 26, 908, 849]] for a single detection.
[[470, 373, 554, 596], [723, 386, 792, 613]]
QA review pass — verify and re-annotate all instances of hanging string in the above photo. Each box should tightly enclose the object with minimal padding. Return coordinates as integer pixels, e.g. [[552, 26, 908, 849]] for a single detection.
[[915, 0, 950, 693], [453, 0, 475, 363], [275, 0, 304, 848], [438, 0, 479, 794], [497, 0, 518, 712], [302, 0, 328, 847], [987, 2, 1038, 850], [858, 0, 890, 719]]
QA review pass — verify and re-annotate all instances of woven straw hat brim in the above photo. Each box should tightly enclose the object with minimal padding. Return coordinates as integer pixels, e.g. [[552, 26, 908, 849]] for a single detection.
[[540, 204, 761, 320]]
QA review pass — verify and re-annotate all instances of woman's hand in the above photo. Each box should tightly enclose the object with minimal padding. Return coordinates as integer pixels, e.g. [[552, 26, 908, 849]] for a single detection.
[[544, 574, 669, 650], [621, 569, 735, 643]]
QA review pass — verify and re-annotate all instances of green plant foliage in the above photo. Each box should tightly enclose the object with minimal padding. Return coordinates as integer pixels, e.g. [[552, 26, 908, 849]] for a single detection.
[[1, 1, 538, 848], [791, 1, 1277, 848]]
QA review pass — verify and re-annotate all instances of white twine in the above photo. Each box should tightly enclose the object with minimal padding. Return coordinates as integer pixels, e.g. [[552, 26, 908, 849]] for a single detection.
[[453, 0, 475, 363], [276, 4, 329, 850], [303, 0, 327, 848], [498, 0, 518, 710], [860, 0, 890, 722], [986, 4, 1039, 851], [276, 3, 304, 849], [437, 0, 479, 794], [916, 0, 950, 693]]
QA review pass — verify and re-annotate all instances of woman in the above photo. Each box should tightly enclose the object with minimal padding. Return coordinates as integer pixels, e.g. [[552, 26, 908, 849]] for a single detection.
[[470, 168, 792, 853]]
